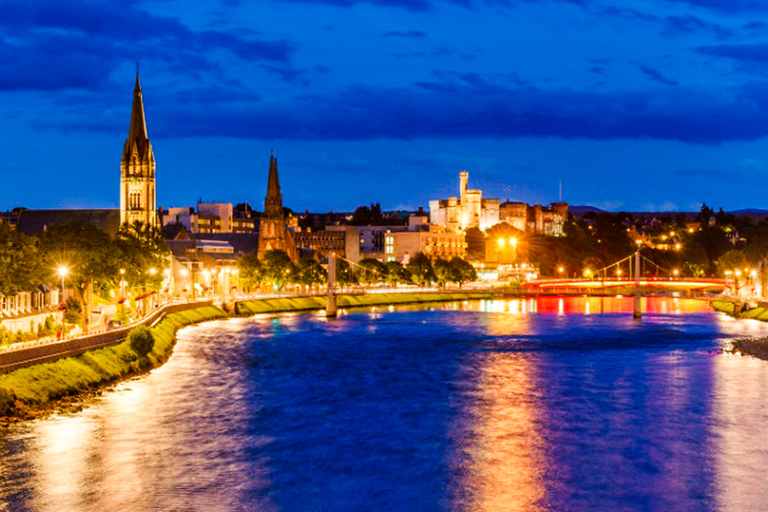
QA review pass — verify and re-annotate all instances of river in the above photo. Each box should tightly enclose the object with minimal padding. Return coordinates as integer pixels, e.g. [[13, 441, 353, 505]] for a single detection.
[[3, 297, 768, 511]]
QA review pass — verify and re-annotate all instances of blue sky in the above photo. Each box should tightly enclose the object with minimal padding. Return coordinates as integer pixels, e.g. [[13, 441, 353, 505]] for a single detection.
[[2, 0, 768, 213]]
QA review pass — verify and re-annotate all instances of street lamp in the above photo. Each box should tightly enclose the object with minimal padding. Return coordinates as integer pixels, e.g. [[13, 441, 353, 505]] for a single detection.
[[58, 266, 69, 301], [119, 268, 126, 300]]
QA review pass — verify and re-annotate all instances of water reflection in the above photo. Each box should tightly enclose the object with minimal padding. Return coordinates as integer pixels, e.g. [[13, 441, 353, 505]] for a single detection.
[[713, 354, 768, 511], [2, 299, 768, 511], [457, 352, 545, 511]]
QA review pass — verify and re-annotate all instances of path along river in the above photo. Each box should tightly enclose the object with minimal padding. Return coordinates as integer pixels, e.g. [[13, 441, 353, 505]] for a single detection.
[[3, 297, 768, 512]]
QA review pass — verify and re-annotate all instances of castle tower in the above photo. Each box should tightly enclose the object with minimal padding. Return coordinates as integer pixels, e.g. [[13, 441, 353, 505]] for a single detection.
[[120, 72, 157, 227], [258, 151, 296, 260]]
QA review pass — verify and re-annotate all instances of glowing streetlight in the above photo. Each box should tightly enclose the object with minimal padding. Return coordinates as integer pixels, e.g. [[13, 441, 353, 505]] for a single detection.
[[497, 238, 505, 247], [673, 269, 679, 277], [149, 268, 157, 276], [58, 266, 69, 300], [509, 238, 517, 248], [675, 244, 681, 250]]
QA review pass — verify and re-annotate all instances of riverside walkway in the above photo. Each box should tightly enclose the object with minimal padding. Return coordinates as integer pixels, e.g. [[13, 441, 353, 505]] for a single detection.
[[0, 300, 212, 374]]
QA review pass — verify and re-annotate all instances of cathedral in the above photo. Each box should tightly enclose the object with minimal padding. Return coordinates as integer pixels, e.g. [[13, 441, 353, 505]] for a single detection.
[[257, 152, 296, 260], [120, 72, 157, 227]]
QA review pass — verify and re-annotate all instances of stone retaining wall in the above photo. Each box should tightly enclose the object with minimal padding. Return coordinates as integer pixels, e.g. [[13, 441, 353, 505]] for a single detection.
[[0, 300, 212, 373]]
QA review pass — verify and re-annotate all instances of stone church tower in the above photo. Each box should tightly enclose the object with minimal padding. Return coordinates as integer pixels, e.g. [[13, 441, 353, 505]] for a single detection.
[[258, 151, 296, 260], [120, 72, 157, 226]]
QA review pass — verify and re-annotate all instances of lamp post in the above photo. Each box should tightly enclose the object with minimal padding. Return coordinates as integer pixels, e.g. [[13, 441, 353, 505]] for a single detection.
[[58, 266, 69, 303], [119, 268, 126, 300]]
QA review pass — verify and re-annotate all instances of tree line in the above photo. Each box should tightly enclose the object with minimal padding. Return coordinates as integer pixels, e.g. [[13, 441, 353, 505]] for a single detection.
[[237, 250, 478, 292], [0, 220, 169, 329]]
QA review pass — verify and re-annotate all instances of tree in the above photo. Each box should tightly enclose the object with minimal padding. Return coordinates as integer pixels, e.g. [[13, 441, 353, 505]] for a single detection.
[[406, 252, 434, 285], [464, 226, 486, 260], [336, 258, 355, 287], [296, 258, 327, 288], [37, 220, 118, 331], [433, 258, 452, 287], [696, 203, 715, 226], [350, 203, 385, 226], [263, 249, 295, 290], [448, 257, 477, 287], [0, 222, 43, 295], [115, 221, 170, 296], [358, 258, 386, 284], [716, 250, 748, 275], [237, 254, 264, 293], [384, 261, 410, 286]]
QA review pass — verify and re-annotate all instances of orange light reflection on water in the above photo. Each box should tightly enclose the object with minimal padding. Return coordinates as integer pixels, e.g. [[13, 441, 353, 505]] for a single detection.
[[460, 352, 546, 512]]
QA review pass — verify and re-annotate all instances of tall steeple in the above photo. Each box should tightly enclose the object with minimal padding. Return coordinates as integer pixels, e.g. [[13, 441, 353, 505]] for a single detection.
[[122, 72, 152, 163], [258, 150, 296, 260], [120, 70, 157, 226], [264, 150, 283, 219]]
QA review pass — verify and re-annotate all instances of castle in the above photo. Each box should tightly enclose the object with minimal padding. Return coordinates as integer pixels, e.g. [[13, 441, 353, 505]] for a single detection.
[[429, 172, 568, 236]]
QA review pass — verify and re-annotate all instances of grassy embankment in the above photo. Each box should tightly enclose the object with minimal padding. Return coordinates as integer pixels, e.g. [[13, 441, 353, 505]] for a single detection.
[[711, 300, 768, 360], [0, 306, 227, 421], [235, 291, 494, 315]]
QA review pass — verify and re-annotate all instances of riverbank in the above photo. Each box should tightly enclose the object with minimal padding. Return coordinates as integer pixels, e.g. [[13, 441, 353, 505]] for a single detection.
[[0, 292, 495, 423], [0, 306, 227, 423], [235, 291, 496, 315], [711, 299, 768, 361]]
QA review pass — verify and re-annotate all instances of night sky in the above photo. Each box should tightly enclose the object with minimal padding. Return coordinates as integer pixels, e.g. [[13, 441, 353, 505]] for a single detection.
[[2, 0, 768, 214]]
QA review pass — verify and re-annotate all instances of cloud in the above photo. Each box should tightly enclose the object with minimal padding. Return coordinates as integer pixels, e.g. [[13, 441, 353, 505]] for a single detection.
[[699, 43, 768, 64], [383, 30, 427, 38], [639, 201, 679, 211], [661, 15, 732, 39], [115, 73, 768, 144], [667, 0, 768, 14], [601, 6, 732, 39], [638, 65, 678, 86], [0, 0, 295, 92]]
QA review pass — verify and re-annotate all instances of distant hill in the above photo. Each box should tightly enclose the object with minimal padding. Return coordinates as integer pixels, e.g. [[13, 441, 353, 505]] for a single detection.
[[569, 206, 607, 217], [731, 208, 768, 218], [569, 206, 768, 220]]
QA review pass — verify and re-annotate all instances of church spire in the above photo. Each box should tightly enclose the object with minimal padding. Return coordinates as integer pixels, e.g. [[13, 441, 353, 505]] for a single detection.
[[120, 71, 157, 227], [264, 150, 283, 218], [127, 71, 149, 146]]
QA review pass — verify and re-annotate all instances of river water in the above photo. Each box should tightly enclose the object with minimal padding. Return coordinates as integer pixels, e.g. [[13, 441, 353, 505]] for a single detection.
[[3, 297, 768, 512]]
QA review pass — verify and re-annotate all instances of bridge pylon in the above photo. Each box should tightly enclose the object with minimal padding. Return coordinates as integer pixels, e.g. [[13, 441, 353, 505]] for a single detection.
[[633, 250, 642, 319]]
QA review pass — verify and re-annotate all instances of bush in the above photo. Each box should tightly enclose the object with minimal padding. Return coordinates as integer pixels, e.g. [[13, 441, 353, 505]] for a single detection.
[[63, 297, 82, 324], [127, 325, 155, 357], [0, 388, 16, 417]]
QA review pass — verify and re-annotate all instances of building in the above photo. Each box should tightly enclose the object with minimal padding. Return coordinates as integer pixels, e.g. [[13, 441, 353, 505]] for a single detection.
[[429, 172, 500, 232], [257, 152, 296, 260], [16, 209, 121, 237], [384, 227, 466, 263], [429, 171, 569, 238], [499, 201, 568, 236], [162, 203, 253, 234], [120, 72, 157, 227], [293, 229, 347, 261]]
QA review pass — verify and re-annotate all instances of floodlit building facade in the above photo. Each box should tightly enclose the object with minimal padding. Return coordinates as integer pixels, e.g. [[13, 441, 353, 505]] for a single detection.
[[429, 172, 500, 233], [120, 72, 157, 227]]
